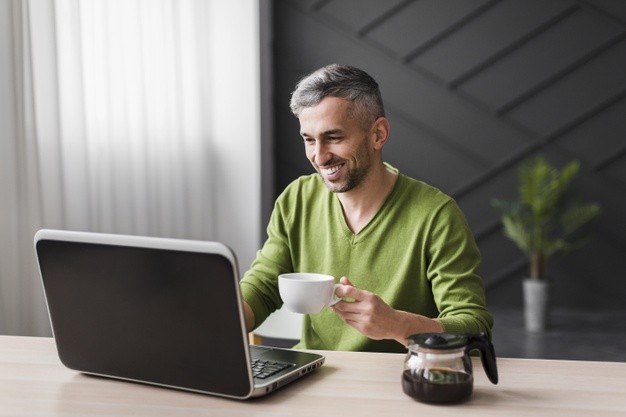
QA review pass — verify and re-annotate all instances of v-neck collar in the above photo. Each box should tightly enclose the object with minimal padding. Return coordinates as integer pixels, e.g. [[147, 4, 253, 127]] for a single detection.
[[331, 166, 403, 244]]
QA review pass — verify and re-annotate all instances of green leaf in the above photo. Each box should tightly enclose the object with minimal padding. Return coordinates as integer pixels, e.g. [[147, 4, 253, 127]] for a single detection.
[[560, 203, 602, 234], [491, 156, 601, 278], [501, 215, 531, 254]]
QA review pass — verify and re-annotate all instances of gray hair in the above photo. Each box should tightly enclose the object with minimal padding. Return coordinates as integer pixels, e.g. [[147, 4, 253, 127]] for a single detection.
[[289, 64, 385, 128]]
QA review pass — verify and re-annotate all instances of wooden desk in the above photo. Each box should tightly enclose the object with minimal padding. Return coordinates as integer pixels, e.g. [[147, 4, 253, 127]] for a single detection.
[[2, 336, 625, 416]]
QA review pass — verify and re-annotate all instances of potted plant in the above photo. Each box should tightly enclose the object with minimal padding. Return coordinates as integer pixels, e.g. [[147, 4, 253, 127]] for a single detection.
[[491, 156, 601, 331]]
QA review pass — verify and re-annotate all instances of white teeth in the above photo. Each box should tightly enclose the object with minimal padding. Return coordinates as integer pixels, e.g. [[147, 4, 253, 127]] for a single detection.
[[321, 165, 342, 175]]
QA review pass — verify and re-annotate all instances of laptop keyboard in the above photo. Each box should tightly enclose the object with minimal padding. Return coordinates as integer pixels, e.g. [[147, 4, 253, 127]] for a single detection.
[[251, 359, 294, 379]]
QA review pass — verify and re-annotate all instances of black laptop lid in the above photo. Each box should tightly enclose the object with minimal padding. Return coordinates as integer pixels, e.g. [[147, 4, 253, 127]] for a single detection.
[[35, 230, 253, 398]]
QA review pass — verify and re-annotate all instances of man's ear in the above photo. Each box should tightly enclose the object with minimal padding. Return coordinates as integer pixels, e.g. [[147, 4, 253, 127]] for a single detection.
[[371, 117, 390, 150]]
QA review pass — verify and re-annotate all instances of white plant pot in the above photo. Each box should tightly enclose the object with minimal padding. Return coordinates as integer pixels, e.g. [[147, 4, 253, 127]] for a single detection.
[[523, 279, 549, 332]]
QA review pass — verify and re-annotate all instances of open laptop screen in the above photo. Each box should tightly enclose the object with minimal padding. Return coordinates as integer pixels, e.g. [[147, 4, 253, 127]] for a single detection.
[[35, 232, 253, 397]]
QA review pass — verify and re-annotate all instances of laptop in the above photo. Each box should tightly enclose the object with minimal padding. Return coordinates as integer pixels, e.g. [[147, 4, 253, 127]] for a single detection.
[[34, 229, 325, 399]]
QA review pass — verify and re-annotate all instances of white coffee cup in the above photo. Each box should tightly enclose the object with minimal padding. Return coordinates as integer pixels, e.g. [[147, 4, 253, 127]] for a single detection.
[[278, 273, 342, 314]]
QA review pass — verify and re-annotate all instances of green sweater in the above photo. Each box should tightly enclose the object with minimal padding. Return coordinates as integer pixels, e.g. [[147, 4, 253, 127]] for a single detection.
[[241, 166, 493, 353]]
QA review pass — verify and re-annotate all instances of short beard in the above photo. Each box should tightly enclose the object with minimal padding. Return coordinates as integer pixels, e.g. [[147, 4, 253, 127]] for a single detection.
[[320, 141, 371, 193], [323, 164, 368, 193]]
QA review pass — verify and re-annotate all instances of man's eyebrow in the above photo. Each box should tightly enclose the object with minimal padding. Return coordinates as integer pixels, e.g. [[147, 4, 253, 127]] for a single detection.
[[301, 128, 345, 137]]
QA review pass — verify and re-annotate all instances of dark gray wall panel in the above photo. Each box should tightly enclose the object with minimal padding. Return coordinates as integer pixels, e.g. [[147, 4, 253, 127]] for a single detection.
[[384, 112, 483, 192], [459, 8, 624, 111], [364, 0, 490, 58], [377, 63, 531, 166], [454, 166, 519, 233], [415, 0, 573, 84], [477, 231, 527, 286], [587, 0, 626, 21], [604, 155, 626, 186], [271, 0, 626, 309], [505, 41, 626, 136], [318, 0, 407, 33], [555, 98, 626, 166]]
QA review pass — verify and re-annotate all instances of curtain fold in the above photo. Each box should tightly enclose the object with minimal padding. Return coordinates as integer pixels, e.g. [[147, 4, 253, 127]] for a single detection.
[[1, 0, 261, 336], [1, 0, 51, 335]]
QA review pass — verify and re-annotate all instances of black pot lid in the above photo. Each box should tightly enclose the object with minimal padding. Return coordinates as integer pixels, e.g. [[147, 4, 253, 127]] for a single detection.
[[407, 333, 471, 350]]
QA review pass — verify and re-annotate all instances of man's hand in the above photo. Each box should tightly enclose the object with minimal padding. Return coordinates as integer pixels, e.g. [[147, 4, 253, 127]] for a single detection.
[[331, 277, 444, 346]]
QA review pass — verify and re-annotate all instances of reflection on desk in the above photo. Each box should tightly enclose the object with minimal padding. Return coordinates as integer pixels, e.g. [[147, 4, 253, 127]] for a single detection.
[[2, 336, 626, 416]]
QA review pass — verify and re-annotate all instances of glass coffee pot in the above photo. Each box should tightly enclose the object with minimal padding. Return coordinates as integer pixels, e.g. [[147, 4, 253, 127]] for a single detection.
[[402, 333, 498, 403]]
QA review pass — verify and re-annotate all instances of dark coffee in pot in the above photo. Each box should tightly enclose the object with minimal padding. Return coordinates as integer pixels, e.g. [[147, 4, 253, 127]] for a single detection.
[[402, 368, 473, 403]]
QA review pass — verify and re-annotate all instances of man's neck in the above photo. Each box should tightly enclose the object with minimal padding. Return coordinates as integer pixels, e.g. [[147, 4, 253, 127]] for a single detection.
[[337, 164, 398, 234]]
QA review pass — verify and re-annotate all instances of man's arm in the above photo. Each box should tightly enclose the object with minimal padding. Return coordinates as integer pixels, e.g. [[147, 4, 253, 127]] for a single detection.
[[426, 200, 493, 337], [331, 277, 444, 347]]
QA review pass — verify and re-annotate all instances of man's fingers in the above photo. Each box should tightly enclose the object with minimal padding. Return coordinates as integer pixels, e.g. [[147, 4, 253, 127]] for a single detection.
[[339, 276, 353, 286], [335, 277, 371, 301]]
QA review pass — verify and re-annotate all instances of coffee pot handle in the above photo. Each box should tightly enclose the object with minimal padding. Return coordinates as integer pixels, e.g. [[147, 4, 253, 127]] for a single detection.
[[465, 333, 499, 385]]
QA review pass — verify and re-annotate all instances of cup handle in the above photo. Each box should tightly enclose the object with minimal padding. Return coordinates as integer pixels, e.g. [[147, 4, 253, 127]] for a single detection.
[[328, 283, 342, 306]]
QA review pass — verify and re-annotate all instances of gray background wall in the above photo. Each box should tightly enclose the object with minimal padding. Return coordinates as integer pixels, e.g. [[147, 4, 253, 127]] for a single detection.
[[267, 0, 626, 310]]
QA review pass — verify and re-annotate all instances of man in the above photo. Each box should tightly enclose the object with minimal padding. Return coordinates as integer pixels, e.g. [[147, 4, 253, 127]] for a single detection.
[[240, 64, 492, 353]]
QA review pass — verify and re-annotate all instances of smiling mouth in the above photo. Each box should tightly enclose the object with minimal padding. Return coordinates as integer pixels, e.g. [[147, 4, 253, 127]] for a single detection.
[[320, 163, 344, 177]]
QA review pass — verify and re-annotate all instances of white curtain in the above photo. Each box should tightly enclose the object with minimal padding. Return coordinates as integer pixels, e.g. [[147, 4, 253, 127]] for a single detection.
[[0, 0, 262, 336]]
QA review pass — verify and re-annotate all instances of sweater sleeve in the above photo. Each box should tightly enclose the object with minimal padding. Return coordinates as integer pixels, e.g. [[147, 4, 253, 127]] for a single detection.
[[427, 199, 494, 339], [239, 193, 293, 329]]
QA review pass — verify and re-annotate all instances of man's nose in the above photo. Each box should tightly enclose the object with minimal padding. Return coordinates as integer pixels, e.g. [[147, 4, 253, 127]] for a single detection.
[[313, 142, 330, 166]]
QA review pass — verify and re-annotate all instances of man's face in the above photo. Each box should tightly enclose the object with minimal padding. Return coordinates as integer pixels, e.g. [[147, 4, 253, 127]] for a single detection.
[[298, 97, 375, 193]]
